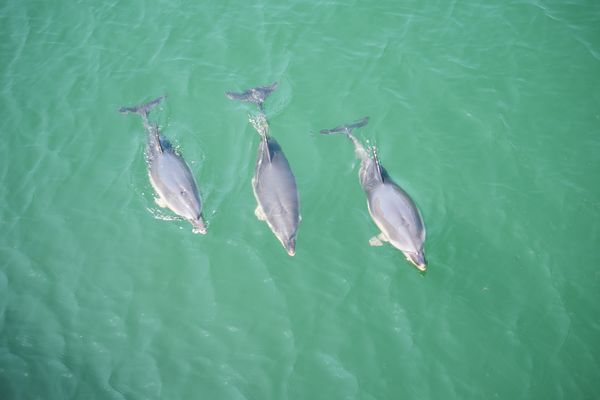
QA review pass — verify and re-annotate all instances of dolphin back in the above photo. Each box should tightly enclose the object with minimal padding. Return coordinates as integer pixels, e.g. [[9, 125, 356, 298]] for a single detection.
[[149, 151, 205, 227], [367, 181, 426, 252]]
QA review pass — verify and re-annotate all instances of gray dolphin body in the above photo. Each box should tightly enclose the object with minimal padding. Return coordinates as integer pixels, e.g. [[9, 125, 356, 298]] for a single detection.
[[226, 83, 300, 256], [119, 97, 207, 234], [321, 118, 426, 271]]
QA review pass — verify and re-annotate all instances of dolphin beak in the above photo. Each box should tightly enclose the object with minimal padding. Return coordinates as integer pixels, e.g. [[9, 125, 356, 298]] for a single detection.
[[407, 251, 427, 271], [284, 238, 296, 256], [192, 216, 207, 235]]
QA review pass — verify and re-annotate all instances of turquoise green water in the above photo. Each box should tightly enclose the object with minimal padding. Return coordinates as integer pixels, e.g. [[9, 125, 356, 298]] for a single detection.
[[1, 0, 600, 398]]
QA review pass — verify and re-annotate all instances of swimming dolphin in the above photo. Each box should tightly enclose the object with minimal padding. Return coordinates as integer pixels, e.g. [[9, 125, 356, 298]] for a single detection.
[[119, 97, 207, 234], [226, 83, 300, 256], [321, 117, 426, 271]]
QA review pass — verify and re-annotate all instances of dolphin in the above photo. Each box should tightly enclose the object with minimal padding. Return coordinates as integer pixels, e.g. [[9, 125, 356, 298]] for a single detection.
[[119, 97, 207, 234], [226, 83, 300, 256], [321, 117, 426, 271]]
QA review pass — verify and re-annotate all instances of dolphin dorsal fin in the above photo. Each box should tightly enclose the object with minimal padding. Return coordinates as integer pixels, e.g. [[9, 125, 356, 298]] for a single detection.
[[152, 123, 163, 154], [371, 145, 383, 181], [263, 135, 273, 163]]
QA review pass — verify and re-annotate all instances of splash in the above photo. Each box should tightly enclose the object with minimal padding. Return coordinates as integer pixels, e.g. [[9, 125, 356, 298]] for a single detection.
[[146, 206, 183, 222], [248, 112, 269, 136]]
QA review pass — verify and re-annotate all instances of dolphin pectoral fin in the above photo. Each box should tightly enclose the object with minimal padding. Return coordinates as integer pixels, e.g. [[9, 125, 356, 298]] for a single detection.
[[369, 232, 388, 247], [369, 236, 383, 246], [255, 205, 267, 221], [155, 196, 168, 208]]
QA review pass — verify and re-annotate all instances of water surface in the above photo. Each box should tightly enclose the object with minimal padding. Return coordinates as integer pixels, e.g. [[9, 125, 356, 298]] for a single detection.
[[1, 0, 599, 398]]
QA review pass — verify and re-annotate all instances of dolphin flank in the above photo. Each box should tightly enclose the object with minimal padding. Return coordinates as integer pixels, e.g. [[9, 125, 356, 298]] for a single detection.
[[119, 96, 207, 234], [321, 117, 427, 271]]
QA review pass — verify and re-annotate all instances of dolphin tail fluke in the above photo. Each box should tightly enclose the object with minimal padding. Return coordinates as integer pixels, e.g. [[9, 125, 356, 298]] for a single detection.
[[118, 96, 165, 117], [320, 116, 369, 135], [225, 82, 278, 111], [119, 96, 165, 153], [321, 117, 370, 160]]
